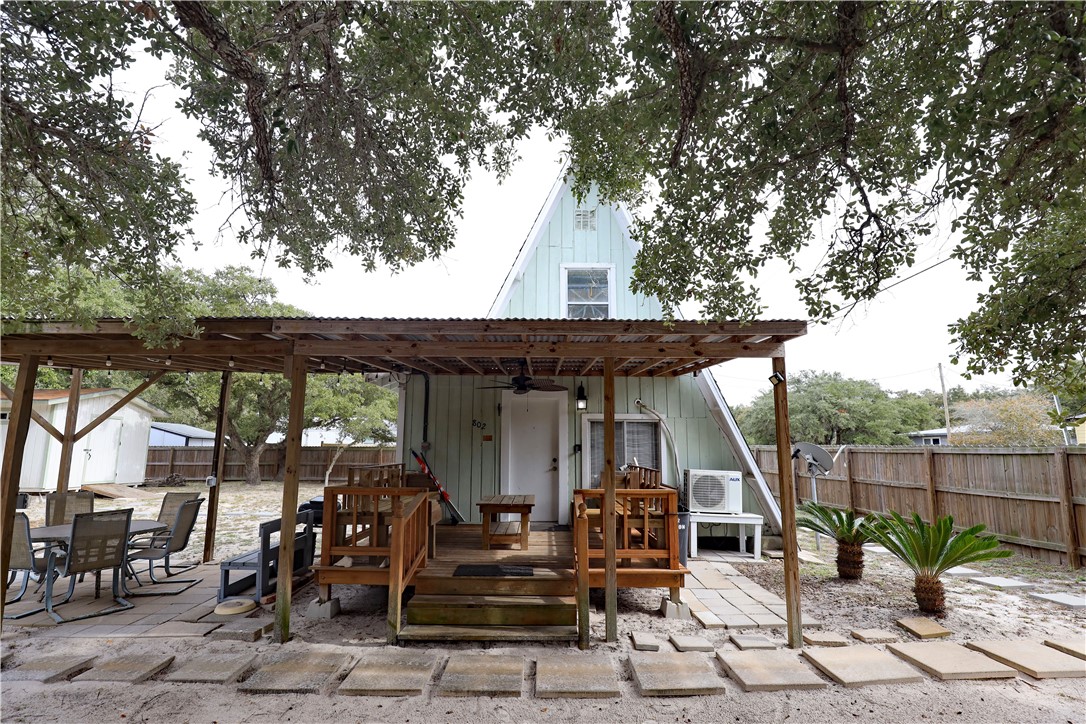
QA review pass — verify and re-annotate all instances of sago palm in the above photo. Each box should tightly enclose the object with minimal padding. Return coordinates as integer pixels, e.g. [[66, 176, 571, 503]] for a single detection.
[[865, 511, 1012, 615], [796, 502, 869, 580]]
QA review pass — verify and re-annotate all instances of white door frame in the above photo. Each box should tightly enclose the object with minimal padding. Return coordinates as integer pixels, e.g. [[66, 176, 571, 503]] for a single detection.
[[500, 389, 570, 525]]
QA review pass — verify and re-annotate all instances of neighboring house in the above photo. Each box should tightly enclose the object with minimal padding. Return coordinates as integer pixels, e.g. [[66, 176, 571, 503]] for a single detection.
[[1068, 414, 1084, 445], [149, 421, 216, 447], [395, 173, 782, 540], [907, 427, 957, 446], [0, 388, 165, 491]]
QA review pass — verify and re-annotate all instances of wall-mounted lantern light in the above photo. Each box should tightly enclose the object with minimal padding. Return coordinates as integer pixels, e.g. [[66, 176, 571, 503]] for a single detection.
[[576, 383, 588, 410], [769, 371, 785, 386]]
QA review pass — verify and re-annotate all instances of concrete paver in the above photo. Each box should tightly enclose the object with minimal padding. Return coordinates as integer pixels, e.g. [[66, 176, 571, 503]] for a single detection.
[[338, 650, 438, 696], [896, 617, 951, 639], [719, 614, 757, 629], [1028, 592, 1086, 609], [208, 618, 273, 642], [629, 653, 725, 696], [670, 634, 715, 652], [965, 640, 1086, 679], [163, 654, 255, 684], [717, 649, 828, 691], [803, 631, 850, 647], [728, 634, 777, 650], [239, 652, 354, 694], [944, 566, 981, 577], [5, 654, 96, 682], [969, 576, 1035, 590], [142, 621, 221, 637], [887, 641, 1017, 680], [851, 628, 898, 643], [1044, 638, 1086, 661], [438, 654, 523, 697], [631, 631, 661, 651], [692, 610, 726, 628], [803, 644, 925, 687], [72, 655, 174, 683], [535, 656, 620, 698]]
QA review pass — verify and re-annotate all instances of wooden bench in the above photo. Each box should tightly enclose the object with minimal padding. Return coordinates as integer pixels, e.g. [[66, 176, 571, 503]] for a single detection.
[[477, 495, 534, 550], [218, 511, 316, 602]]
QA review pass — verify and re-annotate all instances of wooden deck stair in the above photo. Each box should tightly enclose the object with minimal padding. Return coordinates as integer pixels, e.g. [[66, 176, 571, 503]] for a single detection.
[[398, 525, 578, 642]]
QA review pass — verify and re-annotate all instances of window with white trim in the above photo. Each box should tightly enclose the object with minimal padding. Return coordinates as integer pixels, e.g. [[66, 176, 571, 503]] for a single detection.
[[562, 265, 613, 319], [574, 208, 597, 231], [585, 417, 661, 487]]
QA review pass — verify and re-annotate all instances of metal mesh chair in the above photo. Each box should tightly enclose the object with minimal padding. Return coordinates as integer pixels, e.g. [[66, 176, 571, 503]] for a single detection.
[[125, 498, 204, 596], [45, 490, 95, 526], [3, 513, 55, 619], [152, 491, 201, 575], [44, 508, 133, 623]]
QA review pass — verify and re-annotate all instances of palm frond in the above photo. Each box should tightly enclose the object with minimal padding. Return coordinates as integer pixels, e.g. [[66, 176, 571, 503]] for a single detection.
[[865, 511, 1012, 578], [796, 502, 869, 545]]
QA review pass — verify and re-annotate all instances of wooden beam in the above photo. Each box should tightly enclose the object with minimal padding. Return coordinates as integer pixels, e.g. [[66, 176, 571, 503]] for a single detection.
[[603, 357, 618, 642], [418, 357, 457, 375], [273, 356, 308, 643], [270, 318, 808, 338], [1, 355, 39, 621], [56, 368, 83, 493], [72, 371, 166, 442], [666, 358, 726, 377], [203, 371, 233, 563], [294, 340, 786, 359], [579, 358, 599, 375], [3, 339, 291, 357], [457, 357, 487, 375], [0, 381, 62, 442], [771, 357, 802, 649]]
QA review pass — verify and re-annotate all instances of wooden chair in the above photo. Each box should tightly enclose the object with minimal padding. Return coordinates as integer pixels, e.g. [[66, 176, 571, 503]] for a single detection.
[[125, 499, 204, 596], [45, 490, 94, 526], [44, 509, 134, 623]]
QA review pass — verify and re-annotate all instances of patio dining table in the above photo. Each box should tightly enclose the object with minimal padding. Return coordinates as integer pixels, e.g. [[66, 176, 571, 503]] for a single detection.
[[30, 519, 168, 544]]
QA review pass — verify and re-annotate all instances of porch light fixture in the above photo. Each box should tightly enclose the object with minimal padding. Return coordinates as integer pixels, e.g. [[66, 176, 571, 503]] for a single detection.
[[769, 371, 785, 386], [576, 383, 588, 410]]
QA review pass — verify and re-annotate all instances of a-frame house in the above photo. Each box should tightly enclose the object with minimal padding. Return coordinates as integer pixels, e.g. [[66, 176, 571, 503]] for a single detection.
[[396, 172, 783, 540]]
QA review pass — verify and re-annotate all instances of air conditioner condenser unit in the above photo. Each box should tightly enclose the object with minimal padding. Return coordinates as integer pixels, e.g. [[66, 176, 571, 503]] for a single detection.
[[683, 469, 743, 513]]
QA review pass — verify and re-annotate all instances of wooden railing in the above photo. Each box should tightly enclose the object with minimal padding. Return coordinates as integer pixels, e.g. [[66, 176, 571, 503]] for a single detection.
[[625, 464, 663, 489], [315, 485, 430, 642], [574, 488, 680, 568], [346, 463, 405, 487]]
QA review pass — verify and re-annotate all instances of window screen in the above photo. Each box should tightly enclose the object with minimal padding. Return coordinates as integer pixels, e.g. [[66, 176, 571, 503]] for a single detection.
[[587, 420, 660, 486], [566, 268, 610, 319]]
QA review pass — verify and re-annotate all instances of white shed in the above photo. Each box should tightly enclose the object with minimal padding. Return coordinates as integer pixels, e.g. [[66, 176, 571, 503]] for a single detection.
[[0, 388, 165, 491]]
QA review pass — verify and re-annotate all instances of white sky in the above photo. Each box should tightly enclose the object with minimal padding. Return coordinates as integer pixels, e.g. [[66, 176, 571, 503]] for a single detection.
[[125, 52, 1011, 408]]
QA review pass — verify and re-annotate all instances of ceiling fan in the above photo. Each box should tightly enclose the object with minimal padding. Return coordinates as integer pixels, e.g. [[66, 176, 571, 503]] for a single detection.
[[480, 364, 568, 395]]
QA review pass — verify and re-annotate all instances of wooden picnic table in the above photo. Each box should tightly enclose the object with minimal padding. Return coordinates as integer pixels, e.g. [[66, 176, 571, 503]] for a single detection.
[[477, 494, 535, 550]]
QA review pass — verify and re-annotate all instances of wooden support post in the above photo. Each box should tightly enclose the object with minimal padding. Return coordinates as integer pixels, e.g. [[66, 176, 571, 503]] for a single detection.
[[576, 502, 590, 650], [203, 371, 233, 563], [273, 355, 307, 643], [387, 495, 405, 644], [1, 355, 40, 621], [1055, 448, 1081, 570], [771, 357, 802, 650], [923, 447, 939, 524], [55, 368, 83, 493], [603, 357, 618, 643]]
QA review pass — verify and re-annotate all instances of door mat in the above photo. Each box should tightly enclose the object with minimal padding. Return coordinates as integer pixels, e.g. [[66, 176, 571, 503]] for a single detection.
[[453, 564, 534, 577]]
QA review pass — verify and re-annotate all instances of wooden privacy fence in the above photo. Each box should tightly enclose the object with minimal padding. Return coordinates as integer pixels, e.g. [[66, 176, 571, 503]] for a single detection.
[[753, 445, 1086, 569], [145, 445, 396, 484]]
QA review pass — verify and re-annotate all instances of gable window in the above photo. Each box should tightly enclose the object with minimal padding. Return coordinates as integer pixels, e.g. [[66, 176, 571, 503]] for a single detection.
[[575, 208, 597, 231], [584, 415, 662, 487], [562, 264, 614, 319]]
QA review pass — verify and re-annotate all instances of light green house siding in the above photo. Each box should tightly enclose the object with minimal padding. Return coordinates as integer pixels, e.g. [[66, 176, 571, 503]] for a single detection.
[[398, 176, 763, 530]]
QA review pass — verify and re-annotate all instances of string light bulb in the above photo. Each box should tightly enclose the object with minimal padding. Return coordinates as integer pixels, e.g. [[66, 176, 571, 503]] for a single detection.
[[228, 357, 235, 368], [47, 356, 54, 366], [164, 356, 172, 366], [105, 356, 112, 367]]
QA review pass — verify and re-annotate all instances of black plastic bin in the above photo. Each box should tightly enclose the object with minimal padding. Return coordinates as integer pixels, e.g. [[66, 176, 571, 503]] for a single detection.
[[677, 510, 691, 566]]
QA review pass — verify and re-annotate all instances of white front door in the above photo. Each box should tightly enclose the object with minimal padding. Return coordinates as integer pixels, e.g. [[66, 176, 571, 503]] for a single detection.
[[501, 391, 567, 524]]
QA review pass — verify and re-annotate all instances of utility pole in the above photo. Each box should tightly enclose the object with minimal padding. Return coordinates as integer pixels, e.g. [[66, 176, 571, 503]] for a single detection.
[[938, 363, 952, 445]]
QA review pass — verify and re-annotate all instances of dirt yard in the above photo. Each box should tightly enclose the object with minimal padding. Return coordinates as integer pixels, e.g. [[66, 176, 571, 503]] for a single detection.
[[5, 485, 1084, 723]]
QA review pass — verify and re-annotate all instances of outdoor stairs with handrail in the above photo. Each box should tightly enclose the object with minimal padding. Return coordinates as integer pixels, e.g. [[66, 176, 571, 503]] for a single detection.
[[397, 564, 578, 642]]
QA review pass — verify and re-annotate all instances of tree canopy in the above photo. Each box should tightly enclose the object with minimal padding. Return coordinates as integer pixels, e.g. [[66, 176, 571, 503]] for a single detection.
[[734, 370, 944, 446], [3, 1, 1082, 393]]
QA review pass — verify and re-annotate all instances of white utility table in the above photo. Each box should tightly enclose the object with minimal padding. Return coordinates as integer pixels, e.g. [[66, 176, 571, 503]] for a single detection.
[[688, 511, 763, 560]]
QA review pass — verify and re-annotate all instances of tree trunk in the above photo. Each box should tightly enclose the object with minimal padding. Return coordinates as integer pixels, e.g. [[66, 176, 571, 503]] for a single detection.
[[324, 445, 346, 485], [836, 541, 865, 580], [243, 447, 263, 486], [914, 573, 946, 616]]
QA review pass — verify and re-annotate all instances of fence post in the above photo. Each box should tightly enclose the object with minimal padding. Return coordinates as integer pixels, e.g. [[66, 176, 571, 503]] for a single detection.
[[1055, 448, 1081, 570], [923, 447, 939, 523], [845, 448, 856, 511]]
